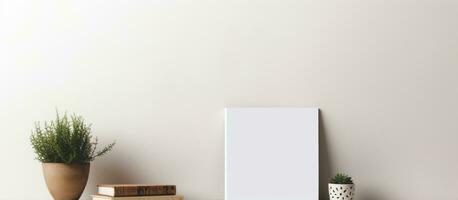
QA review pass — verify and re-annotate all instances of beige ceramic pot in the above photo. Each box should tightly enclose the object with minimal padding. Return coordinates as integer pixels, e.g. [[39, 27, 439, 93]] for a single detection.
[[42, 163, 90, 200]]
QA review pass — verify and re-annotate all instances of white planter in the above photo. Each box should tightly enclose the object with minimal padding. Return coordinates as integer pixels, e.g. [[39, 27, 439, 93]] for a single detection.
[[329, 183, 355, 200]]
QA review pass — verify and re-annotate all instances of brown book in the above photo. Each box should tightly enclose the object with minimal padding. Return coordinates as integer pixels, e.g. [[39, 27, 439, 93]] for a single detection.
[[97, 184, 176, 197], [92, 195, 183, 200]]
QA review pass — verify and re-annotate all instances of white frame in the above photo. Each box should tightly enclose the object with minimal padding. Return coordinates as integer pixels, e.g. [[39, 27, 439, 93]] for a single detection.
[[225, 107, 319, 200]]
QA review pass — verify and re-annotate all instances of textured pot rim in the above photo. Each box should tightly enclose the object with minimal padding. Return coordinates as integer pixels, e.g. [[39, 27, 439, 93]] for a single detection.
[[328, 183, 354, 185], [42, 162, 90, 165]]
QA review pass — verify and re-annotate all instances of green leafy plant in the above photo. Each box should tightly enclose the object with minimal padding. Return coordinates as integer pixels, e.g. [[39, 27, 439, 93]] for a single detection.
[[30, 111, 115, 164], [330, 173, 353, 184]]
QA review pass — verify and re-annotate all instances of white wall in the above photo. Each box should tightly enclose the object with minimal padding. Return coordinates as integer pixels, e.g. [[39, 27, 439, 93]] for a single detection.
[[1, 0, 458, 200]]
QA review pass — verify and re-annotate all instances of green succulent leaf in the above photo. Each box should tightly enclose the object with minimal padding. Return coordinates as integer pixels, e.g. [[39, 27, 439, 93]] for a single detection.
[[330, 173, 354, 184]]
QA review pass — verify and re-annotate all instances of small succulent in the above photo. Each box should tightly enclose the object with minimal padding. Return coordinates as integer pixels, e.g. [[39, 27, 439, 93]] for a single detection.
[[330, 173, 353, 184]]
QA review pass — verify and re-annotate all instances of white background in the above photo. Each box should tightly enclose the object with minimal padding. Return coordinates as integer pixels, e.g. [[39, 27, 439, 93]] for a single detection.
[[1, 0, 458, 199]]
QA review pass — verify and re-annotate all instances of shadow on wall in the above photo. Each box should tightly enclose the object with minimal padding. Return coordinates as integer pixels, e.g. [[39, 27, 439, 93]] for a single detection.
[[319, 111, 381, 200], [319, 110, 333, 200], [358, 189, 384, 200], [85, 150, 139, 196]]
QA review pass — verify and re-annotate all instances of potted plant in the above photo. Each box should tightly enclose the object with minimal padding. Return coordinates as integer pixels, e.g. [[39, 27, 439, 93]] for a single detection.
[[30, 111, 115, 200], [329, 173, 355, 200]]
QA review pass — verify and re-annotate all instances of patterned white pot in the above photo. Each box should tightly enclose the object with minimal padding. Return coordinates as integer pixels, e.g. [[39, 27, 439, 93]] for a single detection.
[[329, 183, 355, 200]]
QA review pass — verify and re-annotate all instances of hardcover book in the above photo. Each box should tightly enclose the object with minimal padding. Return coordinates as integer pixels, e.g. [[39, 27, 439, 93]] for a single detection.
[[97, 184, 176, 197]]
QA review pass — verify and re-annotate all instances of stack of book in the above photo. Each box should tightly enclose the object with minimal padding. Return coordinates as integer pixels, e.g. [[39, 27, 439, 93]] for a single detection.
[[91, 184, 183, 200]]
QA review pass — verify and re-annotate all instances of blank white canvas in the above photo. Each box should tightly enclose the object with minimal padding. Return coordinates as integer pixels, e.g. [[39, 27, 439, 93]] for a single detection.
[[225, 107, 319, 200]]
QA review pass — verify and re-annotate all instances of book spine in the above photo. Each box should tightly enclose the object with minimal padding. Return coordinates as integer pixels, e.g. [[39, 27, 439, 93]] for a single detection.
[[113, 186, 176, 197]]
